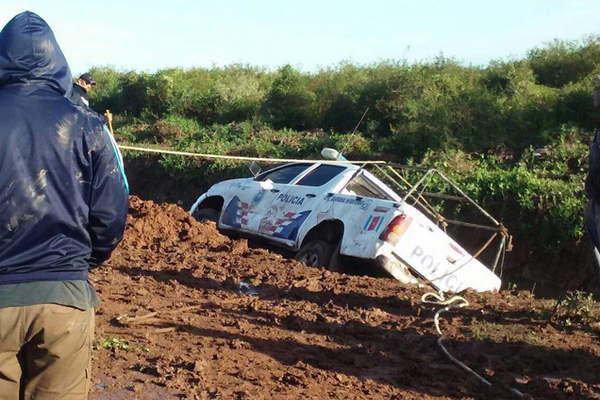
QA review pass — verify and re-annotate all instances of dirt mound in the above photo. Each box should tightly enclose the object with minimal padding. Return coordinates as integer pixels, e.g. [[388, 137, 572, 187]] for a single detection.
[[90, 197, 600, 400], [124, 197, 229, 251]]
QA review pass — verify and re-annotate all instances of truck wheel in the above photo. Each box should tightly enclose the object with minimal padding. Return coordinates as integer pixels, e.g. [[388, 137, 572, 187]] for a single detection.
[[295, 240, 335, 268], [192, 208, 219, 222]]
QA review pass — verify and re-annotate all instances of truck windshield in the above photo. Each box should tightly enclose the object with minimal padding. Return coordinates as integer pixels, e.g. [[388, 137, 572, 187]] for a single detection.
[[255, 163, 311, 184], [296, 165, 346, 187]]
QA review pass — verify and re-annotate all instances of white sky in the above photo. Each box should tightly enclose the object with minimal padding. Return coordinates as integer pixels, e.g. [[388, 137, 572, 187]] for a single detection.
[[1, 0, 599, 74]]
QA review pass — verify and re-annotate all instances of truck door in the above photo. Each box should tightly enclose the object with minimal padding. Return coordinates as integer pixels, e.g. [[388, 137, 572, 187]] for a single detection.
[[221, 163, 311, 233], [259, 164, 347, 247]]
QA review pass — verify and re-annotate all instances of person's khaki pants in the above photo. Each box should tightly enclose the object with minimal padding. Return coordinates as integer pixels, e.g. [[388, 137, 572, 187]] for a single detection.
[[0, 304, 94, 400]]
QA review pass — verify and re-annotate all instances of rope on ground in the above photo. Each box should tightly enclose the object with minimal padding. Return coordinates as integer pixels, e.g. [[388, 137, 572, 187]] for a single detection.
[[118, 144, 387, 165], [421, 292, 525, 398]]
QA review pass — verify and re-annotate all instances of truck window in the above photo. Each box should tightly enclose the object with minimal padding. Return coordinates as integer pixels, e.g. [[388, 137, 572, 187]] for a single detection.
[[344, 173, 392, 200], [256, 163, 311, 184], [296, 165, 346, 187]]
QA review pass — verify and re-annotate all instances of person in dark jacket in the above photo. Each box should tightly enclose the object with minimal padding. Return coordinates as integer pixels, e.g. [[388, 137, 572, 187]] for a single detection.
[[584, 74, 600, 273], [0, 11, 128, 399], [69, 72, 96, 108]]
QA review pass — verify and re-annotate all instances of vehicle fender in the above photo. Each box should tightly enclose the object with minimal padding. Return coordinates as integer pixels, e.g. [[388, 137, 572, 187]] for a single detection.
[[189, 193, 208, 214], [296, 219, 345, 251]]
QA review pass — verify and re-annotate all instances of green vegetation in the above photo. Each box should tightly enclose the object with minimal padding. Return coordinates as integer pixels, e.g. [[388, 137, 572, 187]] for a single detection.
[[553, 290, 599, 328], [90, 37, 600, 290], [100, 337, 150, 353], [101, 337, 130, 351], [469, 320, 545, 345]]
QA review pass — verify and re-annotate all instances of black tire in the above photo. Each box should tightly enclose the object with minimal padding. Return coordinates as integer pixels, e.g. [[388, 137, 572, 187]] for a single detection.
[[295, 240, 335, 268], [192, 207, 219, 222]]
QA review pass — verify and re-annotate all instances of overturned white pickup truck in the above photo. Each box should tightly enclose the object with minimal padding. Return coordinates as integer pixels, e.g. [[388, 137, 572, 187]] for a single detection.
[[190, 150, 505, 293]]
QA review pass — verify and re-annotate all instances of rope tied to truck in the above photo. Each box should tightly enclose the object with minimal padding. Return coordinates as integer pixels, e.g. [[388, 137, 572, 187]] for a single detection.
[[421, 291, 526, 398], [117, 144, 387, 165], [498, 223, 514, 252]]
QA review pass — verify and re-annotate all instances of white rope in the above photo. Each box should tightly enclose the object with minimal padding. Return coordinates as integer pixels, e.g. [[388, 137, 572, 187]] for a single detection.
[[118, 144, 387, 165], [421, 292, 525, 398]]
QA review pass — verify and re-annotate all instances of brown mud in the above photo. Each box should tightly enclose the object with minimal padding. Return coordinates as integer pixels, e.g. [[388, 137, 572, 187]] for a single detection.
[[90, 197, 600, 399]]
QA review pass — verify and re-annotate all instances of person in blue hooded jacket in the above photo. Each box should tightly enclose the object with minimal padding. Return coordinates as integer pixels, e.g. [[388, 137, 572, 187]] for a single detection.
[[0, 11, 128, 399], [585, 75, 600, 281]]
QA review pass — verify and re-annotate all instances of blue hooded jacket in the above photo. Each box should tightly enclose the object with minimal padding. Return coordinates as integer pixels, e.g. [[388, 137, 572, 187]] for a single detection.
[[0, 12, 129, 284]]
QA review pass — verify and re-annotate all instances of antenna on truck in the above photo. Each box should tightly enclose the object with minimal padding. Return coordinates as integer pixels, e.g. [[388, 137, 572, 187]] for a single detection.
[[350, 107, 369, 135]]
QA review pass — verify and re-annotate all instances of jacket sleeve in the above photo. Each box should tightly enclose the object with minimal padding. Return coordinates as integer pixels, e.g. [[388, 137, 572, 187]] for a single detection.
[[586, 129, 600, 201], [88, 124, 129, 266]]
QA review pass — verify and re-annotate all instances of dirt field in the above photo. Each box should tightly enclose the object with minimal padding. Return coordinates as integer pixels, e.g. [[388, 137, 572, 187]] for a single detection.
[[89, 197, 600, 400]]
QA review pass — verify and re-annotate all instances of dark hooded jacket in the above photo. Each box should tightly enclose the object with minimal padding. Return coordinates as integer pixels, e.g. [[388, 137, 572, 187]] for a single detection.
[[0, 11, 129, 284], [585, 130, 600, 248], [586, 130, 600, 200]]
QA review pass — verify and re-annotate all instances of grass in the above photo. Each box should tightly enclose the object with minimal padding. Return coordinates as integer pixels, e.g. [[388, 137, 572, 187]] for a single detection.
[[101, 337, 130, 350], [552, 291, 600, 329], [468, 321, 546, 346], [100, 337, 150, 353]]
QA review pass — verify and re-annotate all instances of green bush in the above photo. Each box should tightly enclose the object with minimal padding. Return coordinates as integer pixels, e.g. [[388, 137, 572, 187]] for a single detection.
[[261, 65, 317, 130], [419, 127, 588, 252], [528, 37, 600, 87], [89, 36, 600, 159], [88, 66, 125, 112]]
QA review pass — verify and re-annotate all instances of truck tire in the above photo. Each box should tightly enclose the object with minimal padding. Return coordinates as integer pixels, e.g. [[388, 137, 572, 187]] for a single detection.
[[295, 240, 335, 268], [192, 208, 219, 222]]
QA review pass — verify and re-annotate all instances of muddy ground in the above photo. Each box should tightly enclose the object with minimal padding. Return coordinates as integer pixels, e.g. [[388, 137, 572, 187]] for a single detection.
[[89, 197, 600, 400]]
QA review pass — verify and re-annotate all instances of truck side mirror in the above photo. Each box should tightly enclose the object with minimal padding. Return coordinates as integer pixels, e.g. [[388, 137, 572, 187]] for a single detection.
[[249, 161, 262, 177]]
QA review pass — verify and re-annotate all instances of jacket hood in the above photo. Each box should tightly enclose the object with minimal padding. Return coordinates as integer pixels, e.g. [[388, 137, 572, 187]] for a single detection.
[[0, 11, 72, 95]]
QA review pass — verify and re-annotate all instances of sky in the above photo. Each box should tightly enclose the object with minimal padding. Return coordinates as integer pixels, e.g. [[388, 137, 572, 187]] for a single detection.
[[1, 1, 599, 75]]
